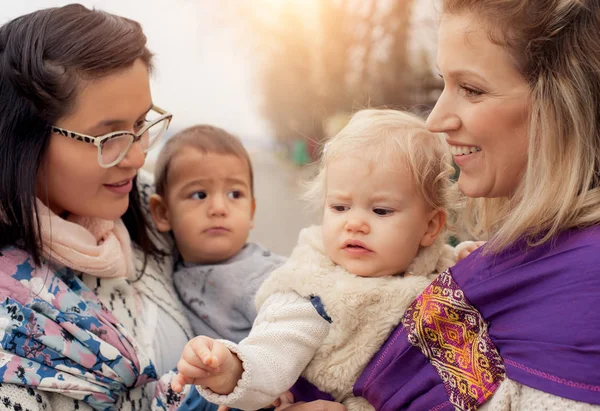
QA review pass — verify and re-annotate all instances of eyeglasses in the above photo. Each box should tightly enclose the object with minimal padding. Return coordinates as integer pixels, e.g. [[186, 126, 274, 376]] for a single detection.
[[49, 105, 172, 168]]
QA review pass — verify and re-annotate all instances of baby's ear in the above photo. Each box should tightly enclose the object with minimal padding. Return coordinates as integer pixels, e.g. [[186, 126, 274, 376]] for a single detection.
[[149, 194, 172, 232], [420, 209, 446, 247], [249, 198, 256, 229]]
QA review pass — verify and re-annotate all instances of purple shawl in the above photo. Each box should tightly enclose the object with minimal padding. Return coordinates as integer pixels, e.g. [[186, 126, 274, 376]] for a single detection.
[[353, 225, 600, 410], [291, 226, 600, 409]]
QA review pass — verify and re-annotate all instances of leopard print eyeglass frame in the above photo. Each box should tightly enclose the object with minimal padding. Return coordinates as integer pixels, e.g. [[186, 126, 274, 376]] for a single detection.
[[49, 105, 172, 168]]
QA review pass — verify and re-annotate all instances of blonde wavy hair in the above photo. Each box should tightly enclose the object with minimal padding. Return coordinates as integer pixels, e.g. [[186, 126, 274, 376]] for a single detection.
[[443, 0, 600, 250], [305, 109, 454, 218]]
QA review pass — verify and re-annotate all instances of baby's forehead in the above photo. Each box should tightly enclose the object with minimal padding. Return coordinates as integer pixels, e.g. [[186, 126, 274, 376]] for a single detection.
[[326, 156, 418, 191], [167, 149, 251, 185], [327, 150, 412, 174]]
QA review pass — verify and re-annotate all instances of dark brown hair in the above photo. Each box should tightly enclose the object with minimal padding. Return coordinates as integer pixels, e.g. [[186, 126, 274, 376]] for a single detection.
[[154, 125, 254, 198], [0, 3, 160, 265]]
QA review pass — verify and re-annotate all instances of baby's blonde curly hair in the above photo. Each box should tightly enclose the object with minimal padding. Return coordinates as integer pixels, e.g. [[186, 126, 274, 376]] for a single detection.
[[305, 109, 454, 214]]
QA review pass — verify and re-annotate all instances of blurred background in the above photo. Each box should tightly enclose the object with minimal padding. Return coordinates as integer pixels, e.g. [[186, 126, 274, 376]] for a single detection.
[[1, 0, 442, 256]]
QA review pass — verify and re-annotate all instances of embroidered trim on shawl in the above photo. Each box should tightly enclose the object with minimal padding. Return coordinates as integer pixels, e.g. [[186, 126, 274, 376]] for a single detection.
[[504, 358, 600, 393], [402, 270, 505, 411]]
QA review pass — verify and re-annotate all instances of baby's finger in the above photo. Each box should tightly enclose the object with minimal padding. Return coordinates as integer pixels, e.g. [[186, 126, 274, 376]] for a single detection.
[[457, 248, 472, 260], [180, 350, 217, 372], [180, 339, 209, 368], [209, 341, 237, 368], [191, 337, 222, 368], [177, 359, 219, 379], [216, 406, 230, 411], [180, 339, 219, 370], [273, 391, 294, 407], [280, 391, 294, 405], [171, 373, 193, 393], [456, 240, 485, 261]]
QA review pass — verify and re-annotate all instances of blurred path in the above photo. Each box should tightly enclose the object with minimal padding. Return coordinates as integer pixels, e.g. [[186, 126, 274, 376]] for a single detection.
[[249, 150, 320, 256]]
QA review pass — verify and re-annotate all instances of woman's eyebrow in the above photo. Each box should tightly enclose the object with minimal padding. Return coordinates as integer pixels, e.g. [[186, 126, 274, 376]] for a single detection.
[[90, 103, 154, 129], [437, 65, 487, 82]]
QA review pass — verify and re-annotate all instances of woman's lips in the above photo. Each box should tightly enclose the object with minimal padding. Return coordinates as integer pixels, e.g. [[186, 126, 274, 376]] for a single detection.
[[104, 179, 133, 194]]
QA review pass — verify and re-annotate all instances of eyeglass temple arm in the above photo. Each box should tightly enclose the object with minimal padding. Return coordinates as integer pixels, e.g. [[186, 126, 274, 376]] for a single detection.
[[152, 105, 168, 115]]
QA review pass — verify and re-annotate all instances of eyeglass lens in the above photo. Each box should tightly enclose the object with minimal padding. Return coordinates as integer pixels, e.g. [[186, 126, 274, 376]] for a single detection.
[[100, 118, 168, 166]]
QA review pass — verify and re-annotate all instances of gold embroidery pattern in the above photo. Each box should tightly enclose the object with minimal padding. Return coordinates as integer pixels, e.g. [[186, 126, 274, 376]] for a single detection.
[[402, 270, 505, 411]]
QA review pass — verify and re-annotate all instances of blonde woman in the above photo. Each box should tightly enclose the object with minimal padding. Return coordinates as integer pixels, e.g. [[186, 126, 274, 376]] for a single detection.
[[261, 0, 600, 410]]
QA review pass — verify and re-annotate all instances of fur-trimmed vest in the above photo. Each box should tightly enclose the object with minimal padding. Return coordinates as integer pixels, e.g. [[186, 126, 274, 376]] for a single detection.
[[255, 226, 457, 411]]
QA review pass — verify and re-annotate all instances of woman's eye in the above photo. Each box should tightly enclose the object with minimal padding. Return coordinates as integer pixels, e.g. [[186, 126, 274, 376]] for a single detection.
[[460, 85, 484, 98], [134, 118, 147, 131], [228, 190, 242, 199], [373, 208, 392, 216], [191, 191, 207, 200], [331, 205, 349, 212]]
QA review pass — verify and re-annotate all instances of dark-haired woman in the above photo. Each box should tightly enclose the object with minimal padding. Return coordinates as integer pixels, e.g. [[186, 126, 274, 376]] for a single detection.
[[0, 4, 192, 410]]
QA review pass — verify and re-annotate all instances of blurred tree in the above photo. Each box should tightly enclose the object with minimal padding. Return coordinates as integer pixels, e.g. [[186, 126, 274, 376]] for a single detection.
[[228, 0, 441, 157]]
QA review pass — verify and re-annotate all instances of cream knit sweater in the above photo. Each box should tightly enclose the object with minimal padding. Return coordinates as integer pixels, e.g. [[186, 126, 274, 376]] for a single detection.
[[197, 226, 455, 410]]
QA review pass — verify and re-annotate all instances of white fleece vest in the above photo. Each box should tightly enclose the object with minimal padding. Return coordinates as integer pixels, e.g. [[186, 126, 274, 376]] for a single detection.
[[255, 226, 456, 410]]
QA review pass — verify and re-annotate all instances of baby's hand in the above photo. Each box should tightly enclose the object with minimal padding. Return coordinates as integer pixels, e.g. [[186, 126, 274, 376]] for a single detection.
[[171, 336, 243, 395], [272, 391, 295, 408], [456, 240, 486, 261]]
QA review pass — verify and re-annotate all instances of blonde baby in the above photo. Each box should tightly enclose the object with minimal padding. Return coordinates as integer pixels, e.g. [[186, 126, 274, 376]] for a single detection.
[[172, 109, 460, 411]]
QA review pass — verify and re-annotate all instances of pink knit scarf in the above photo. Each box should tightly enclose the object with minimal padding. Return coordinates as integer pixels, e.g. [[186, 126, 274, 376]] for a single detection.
[[36, 199, 134, 278]]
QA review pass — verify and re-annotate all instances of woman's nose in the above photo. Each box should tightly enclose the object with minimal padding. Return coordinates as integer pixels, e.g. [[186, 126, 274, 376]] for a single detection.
[[426, 89, 461, 133], [117, 140, 146, 170]]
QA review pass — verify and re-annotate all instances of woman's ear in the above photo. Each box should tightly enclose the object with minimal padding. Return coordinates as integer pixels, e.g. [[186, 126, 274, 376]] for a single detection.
[[149, 194, 171, 232], [420, 210, 447, 247]]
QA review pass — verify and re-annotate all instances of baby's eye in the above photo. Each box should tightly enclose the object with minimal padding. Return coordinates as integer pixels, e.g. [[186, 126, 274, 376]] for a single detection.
[[191, 191, 207, 200], [228, 190, 243, 199], [373, 208, 393, 216], [331, 205, 349, 212]]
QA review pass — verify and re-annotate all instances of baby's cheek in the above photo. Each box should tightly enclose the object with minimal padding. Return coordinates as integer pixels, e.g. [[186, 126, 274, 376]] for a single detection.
[[322, 234, 337, 260]]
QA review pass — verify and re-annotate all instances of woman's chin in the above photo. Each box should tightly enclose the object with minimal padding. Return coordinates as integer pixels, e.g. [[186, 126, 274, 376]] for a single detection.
[[81, 198, 130, 221], [458, 177, 489, 199]]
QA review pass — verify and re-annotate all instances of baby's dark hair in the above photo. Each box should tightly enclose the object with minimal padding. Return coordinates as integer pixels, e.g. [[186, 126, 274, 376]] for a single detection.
[[154, 125, 254, 197]]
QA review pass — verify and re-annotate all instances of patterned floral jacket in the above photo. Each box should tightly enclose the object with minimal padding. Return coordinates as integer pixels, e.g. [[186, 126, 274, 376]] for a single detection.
[[0, 171, 192, 411]]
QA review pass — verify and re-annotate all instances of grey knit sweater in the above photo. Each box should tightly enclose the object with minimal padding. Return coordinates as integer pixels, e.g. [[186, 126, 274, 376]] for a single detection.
[[173, 243, 285, 343]]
